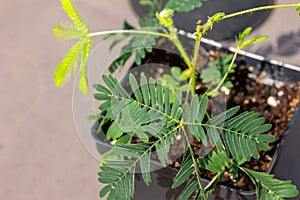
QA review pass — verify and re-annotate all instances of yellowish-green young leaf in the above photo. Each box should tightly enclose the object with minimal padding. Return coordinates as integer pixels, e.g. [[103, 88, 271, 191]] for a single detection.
[[236, 27, 268, 49], [54, 39, 84, 86], [237, 27, 252, 44], [240, 35, 268, 49], [79, 38, 92, 94], [203, 12, 225, 32], [61, 0, 89, 33], [296, 6, 300, 15], [54, 23, 86, 40], [79, 65, 88, 94], [156, 9, 174, 27], [54, 37, 92, 90]]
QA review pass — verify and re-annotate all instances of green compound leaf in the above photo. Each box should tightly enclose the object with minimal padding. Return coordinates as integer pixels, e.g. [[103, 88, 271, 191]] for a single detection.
[[54, 23, 86, 40], [198, 150, 229, 173], [54, 37, 92, 93], [109, 52, 132, 73], [201, 54, 237, 91], [237, 27, 268, 49], [201, 62, 221, 84], [108, 18, 161, 73], [240, 35, 268, 49], [61, 0, 89, 33], [237, 27, 253, 44], [166, 0, 203, 12], [242, 168, 299, 199], [183, 104, 275, 165], [93, 72, 182, 152], [54, 0, 91, 94], [79, 38, 92, 94], [54, 39, 84, 86], [159, 67, 189, 102], [184, 94, 208, 145], [98, 160, 136, 200], [177, 176, 198, 200], [172, 156, 194, 189], [106, 121, 123, 140], [98, 125, 180, 199], [220, 111, 274, 164], [172, 151, 205, 200]]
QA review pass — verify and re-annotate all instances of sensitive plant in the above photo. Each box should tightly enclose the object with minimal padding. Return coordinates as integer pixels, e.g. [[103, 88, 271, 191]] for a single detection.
[[53, 0, 300, 199]]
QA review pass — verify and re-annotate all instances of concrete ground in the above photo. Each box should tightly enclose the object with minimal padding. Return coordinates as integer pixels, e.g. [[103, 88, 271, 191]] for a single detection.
[[0, 0, 299, 200]]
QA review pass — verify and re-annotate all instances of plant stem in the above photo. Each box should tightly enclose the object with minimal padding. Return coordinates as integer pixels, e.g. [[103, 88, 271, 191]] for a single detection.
[[169, 34, 192, 70], [204, 171, 224, 191], [88, 28, 193, 70], [208, 47, 239, 96], [190, 24, 203, 95], [182, 127, 207, 200], [87, 29, 169, 38], [223, 3, 300, 20], [89, 28, 193, 74]]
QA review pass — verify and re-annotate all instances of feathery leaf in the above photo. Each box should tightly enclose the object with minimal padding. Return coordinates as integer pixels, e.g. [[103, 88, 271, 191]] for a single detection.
[[61, 0, 89, 33], [54, 23, 86, 40], [243, 168, 299, 199], [79, 38, 92, 94], [54, 39, 84, 86]]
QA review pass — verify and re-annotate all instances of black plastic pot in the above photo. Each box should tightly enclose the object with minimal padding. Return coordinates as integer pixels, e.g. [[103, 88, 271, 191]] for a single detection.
[[92, 38, 300, 199], [130, 0, 275, 41]]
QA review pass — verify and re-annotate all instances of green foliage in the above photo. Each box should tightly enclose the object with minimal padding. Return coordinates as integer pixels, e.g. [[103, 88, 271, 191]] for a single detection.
[[242, 168, 299, 200], [159, 67, 190, 101], [236, 27, 268, 49], [108, 18, 162, 73], [106, 121, 123, 141], [203, 12, 226, 32], [198, 150, 229, 174], [94, 74, 289, 199], [172, 154, 195, 189], [177, 176, 198, 200], [54, 37, 92, 93], [109, 52, 132, 73], [54, 23, 86, 40], [79, 39, 92, 94], [98, 159, 136, 200], [132, 19, 160, 65], [156, 9, 174, 27], [60, 0, 88, 33], [54, 0, 91, 93], [172, 153, 203, 200], [201, 54, 237, 90], [198, 150, 229, 197], [166, 0, 203, 12], [93, 72, 181, 146], [219, 110, 274, 164], [139, 0, 165, 16], [183, 94, 208, 145], [54, 0, 300, 199], [200, 62, 221, 84]]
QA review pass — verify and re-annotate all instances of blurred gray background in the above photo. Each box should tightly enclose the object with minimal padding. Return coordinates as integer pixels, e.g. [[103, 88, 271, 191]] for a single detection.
[[0, 0, 299, 200]]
